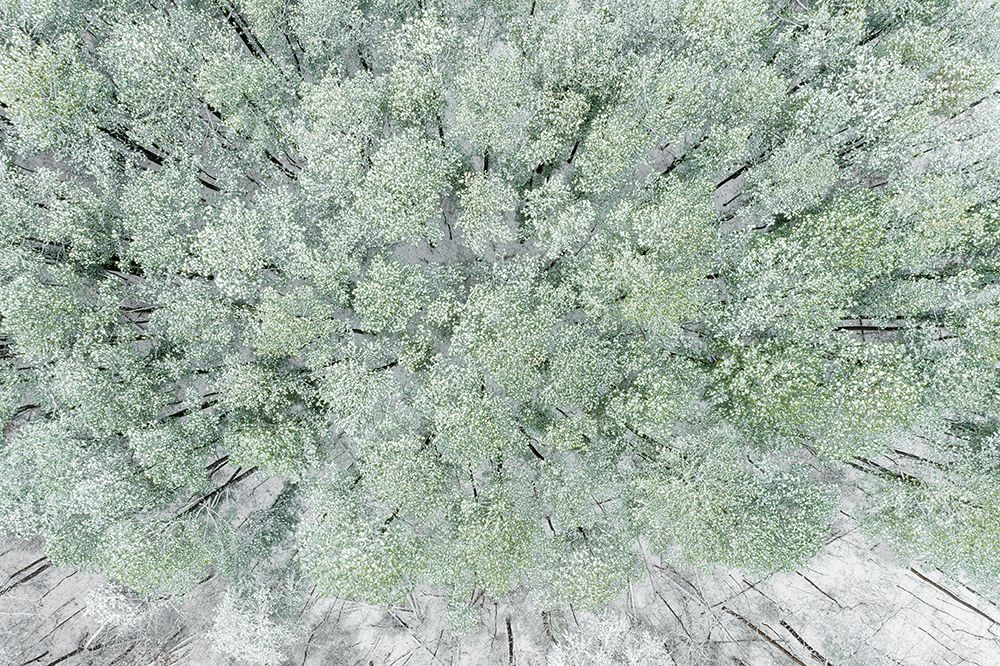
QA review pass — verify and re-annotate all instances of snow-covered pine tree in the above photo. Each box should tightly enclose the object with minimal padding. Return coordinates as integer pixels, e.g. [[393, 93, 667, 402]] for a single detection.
[[1, 1, 999, 654]]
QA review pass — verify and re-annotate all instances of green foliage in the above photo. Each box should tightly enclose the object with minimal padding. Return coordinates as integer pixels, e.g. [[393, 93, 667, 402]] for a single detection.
[[148, 279, 236, 366], [531, 527, 636, 610], [296, 478, 420, 605], [295, 70, 383, 211], [224, 416, 320, 481], [98, 518, 214, 596], [523, 174, 596, 257], [354, 434, 449, 520], [128, 415, 216, 492], [0, 273, 109, 361], [352, 130, 455, 244], [191, 200, 273, 299], [251, 285, 341, 362], [452, 264, 567, 402], [1, 0, 999, 644], [0, 33, 110, 152], [453, 480, 537, 597], [385, 14, 459, 125], [97, 8, 213, 150], [354, 255, 430, 334], [456, 172, 517, 256], [119, 163, 202, 273], [864, 428, 1000, 585], [634, 427, 837, 572]]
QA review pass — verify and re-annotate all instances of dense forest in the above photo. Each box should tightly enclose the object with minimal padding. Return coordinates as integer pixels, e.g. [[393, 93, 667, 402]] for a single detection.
[[1, 0, 999, 663]]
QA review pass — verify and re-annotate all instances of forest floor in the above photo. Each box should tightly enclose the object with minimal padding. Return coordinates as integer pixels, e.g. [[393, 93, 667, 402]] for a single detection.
[[2, 502, 999, 666]]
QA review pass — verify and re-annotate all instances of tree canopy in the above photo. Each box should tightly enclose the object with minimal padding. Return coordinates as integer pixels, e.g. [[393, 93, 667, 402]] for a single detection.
[[1, 0, 1000, 659]]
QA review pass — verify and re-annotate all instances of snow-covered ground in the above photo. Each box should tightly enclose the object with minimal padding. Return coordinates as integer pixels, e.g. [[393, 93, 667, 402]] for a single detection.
[[3, 508, 998, 665]]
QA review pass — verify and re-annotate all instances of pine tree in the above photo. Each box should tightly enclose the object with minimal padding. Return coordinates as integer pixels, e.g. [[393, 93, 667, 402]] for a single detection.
[[1, 0, 999, 650]]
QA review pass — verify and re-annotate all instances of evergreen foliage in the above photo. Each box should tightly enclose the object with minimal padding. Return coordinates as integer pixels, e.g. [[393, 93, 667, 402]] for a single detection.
[[1, 0, 999, 642]]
